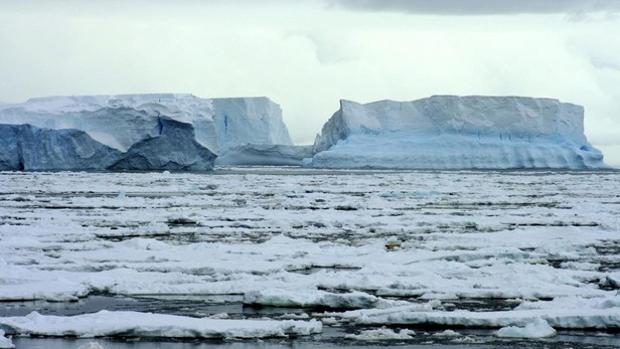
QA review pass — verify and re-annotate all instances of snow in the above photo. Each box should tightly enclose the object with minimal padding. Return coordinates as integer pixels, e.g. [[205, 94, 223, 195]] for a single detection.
[[0, 169, 618, 336], [0, 330, 14, 349], [345, 327, 415, 340], [309, 96, 607, 169], [0, 311, 322, 339], [496, 318, 556, 338], [0, 94, 292, 153]]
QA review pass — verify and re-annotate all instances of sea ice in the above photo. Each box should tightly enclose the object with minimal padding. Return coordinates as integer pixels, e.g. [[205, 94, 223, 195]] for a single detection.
[[345, 327, 415, 340], [0, 330, 14, 349], [244, 289, 409, 309], [496, 318, 557, 338], [0, 311, 322, 339], [0, 170, 618, 335]]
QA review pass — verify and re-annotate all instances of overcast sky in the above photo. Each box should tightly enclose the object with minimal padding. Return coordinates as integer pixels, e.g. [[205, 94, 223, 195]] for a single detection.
[[1, 0, 619, 165]]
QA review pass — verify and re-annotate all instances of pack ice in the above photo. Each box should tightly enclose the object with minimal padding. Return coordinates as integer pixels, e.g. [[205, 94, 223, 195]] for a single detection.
[[309, 96, 606, 169], [0, 94, 293, 170]]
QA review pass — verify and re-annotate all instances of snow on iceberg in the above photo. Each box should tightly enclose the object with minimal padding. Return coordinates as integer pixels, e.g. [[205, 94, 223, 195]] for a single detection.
[[0, 311, 322, 339], [0, 124, 120, 171], [0, 94, 292, 154], [108, 118, 216, 171], [309, 96, 607, 169]]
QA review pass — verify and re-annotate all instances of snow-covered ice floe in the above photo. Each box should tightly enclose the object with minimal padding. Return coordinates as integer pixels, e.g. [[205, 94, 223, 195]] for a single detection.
[[0, 170, 619, 339], [309, 96, 607, 169], [243, 289, 409, 309], [345, 327, 415, 341], [496, 318, 556, 338], [331, 295, 620, 329], [0, 311, 321, 339]]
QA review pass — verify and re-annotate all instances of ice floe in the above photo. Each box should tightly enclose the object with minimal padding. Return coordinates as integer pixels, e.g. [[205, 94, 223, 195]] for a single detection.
[[345, 327, 415, 340], [496, 318, 556, 338], [0, 330, 14, 349], [0, 311, 321, 339], [243, 289, 409, 309]]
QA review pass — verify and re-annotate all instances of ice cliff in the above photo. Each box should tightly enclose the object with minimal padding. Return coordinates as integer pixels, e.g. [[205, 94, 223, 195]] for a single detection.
[[109, 118, 216, 171], [309, 96, 606, 169], [0, 124, 120, 171], [0, 94, 293, 154], [0, 93, 297, 170], [216, 144, 314, 166]]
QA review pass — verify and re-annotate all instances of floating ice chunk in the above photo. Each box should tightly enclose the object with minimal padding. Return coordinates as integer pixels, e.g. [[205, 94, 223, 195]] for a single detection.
[[0, 277, 89, 302], [243, 289, 408, 309], [77, 342, 106, 349], [0, 330, 14, 349], [335, 301, 620, 329], [432, 329, 462, 337], [0, 311, 322, 339], [496, 318, 557, 338], [345, 327, 415, 340]]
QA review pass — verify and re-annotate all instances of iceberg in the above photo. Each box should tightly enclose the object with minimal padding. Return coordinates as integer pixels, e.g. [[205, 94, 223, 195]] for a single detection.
[[216, 144, 314, 166], [0, 94, 293, 154], [0, 124, 121, 171], [109, 118, 216, 171], [309, 96, 607, 169]]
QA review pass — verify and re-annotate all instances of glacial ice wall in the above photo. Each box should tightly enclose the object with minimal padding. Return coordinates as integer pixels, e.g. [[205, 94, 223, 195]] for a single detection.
[[109, 118, 216, 171], [0, 94, 293, 154], [216, 144, 314, 166], [310, 96, 606, 169], [0, 124, 121, 171]]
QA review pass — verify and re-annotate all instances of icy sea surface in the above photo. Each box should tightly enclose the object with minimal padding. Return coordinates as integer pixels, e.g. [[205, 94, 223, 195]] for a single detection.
[[1, 167, 620, 348]]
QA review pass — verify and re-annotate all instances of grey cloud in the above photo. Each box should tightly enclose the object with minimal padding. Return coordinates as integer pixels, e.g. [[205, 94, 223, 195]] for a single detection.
[[329, 0, 620, 15]]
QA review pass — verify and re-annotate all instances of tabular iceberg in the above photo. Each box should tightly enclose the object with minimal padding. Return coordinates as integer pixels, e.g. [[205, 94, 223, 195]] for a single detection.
[[0, 124, 120, 171], [0, 94, 298, 170], [0, 94, 293, 154], [309, 96, 606, 169]]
